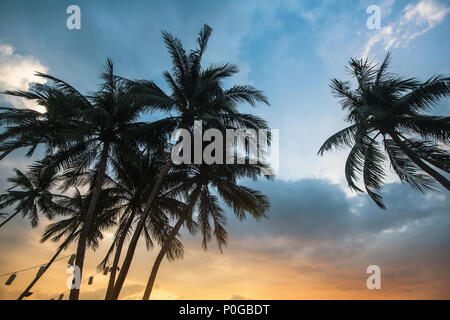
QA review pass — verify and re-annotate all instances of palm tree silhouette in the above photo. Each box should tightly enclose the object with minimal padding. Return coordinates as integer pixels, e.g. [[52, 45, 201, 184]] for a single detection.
[[142, 162, 270, 300], [319, 53, 450, 208], [111, 24, 270, 299], [18, 187, 121, 300], [0, 24, 272, 300], [98, 149, 187, 300], [0, 163, 59, 228], [1, 59, 170, 299]]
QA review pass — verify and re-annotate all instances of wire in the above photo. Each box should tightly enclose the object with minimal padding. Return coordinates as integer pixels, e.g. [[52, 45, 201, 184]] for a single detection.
[[0, 254, 109, 300], [0, 254, 73, 278], [49, 270, 103, 300]]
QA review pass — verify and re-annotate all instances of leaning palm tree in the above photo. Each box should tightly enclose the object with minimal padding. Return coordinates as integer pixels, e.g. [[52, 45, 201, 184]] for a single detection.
[[97, 149, 186, 300], [111, 24, 270, 299], [0, 163, 58, 228], [17, 187, 121, 300], [1, 59, 171, 299], [142, 161, 270, 300], [319, 53, 450, 208]]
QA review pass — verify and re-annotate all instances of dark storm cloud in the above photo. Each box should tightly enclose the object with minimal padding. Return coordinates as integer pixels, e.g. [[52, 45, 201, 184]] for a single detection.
[[206, 178, 449, 274], [228, 179, 449, 242], [202, 178, 449, 297]]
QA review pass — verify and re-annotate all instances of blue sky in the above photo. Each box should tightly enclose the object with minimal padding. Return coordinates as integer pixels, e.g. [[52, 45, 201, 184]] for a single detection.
[[1, 0, 449, 182], [0, 0, 449, 299]]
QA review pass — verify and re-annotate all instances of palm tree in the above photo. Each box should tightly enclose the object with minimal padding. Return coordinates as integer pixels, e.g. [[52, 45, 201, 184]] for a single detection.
[[110, 25, 268, 299], [1, 59, 171, 299], [100, 209, 135, 300], [318, 53, 450, 208], [0, 163, 58, 228], [18, 187, 121, 300], [142, 162, 270, 300], [111, 24, 270, 299], [98, 150, 187, 300]]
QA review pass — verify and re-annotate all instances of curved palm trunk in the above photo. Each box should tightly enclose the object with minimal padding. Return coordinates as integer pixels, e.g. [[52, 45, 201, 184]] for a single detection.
[[17, 245, 65, 300], [390, 133, 450, 190], [18, 229, 77, 300], [142, 217, 185, 300], [69, 140, 110, 300], [111, 159, 173, 300], [0, 211, 19, 229], [104, 210, 135, 300], [142, 187, 200, 300]]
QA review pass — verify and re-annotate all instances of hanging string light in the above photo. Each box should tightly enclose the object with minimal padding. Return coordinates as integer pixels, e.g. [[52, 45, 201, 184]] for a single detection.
[[49, 268, 107, 300], [36, 266, 46, 278], [1, 254, 75, 300], [5, 273, 16, 285], [1, 255, 112, 300], [0, 254, 73, 284], [67, 254, 76, 265]]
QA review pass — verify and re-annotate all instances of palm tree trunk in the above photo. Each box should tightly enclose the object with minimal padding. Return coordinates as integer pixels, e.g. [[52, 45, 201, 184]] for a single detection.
[[69, 140, 110, 300], [17, 246, 64, 300], [142, 217, 185, 300], [142, 187, 200, 301], [111, 159, 173, 300], [17, 229, 77, 300], [0, 211, 19, 229], [390, 133, 450, 190], [104, 210, 135, 300]]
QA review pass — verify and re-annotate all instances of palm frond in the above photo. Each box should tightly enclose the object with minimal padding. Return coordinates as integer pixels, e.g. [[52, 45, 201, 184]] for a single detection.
[[224, 85, 269, 106], [318, 124, 359, 155], [362, 140, 386, 209], [397, 115, 450, 143], [396, 75, 450, 113], [384, 138, 437, 192]]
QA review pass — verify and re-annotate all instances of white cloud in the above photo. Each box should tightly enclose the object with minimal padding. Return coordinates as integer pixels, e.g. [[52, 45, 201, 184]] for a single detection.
[[362, 25, 396, 57], [0, 43, 48, 112], [362, 0, 450, 57], [282, 0, 332, 23]]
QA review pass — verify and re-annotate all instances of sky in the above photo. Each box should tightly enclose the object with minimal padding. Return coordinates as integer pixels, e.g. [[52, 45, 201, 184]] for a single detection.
[[0, 0, 449, 299]]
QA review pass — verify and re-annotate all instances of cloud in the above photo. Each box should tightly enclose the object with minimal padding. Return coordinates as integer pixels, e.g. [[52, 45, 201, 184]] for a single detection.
[[1, 177, 448, 299], [217, 178, 450, 295], [231, 179, 447, 243], [0, 0, 448, 300], [362, 0, 450, 57], [281, 0, 333, 23], [80, 284, 145, 300], [0, 42, 48, 112]]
